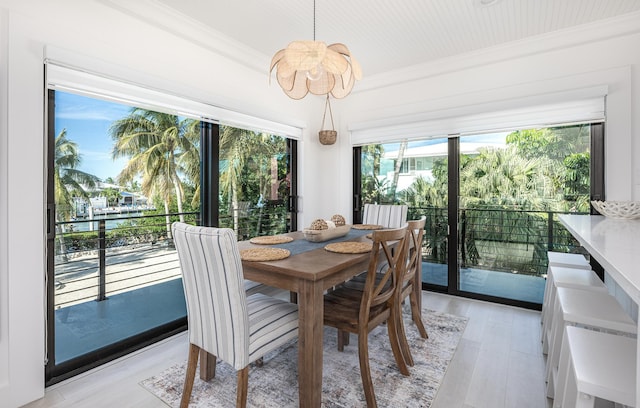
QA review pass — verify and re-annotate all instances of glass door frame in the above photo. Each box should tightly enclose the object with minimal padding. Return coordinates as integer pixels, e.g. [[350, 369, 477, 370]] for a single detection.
[[46, 93, 299, 385], [352, 123, 604, 310]]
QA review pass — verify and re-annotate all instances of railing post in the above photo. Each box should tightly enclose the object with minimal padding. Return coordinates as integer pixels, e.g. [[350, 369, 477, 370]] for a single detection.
[[98, 219, 107, 301], [460, 209, 466, 267], [547, 211, 554, 252]]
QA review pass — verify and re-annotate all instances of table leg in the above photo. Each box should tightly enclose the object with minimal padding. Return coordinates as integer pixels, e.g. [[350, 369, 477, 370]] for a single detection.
[[297, 279, 324, 408]]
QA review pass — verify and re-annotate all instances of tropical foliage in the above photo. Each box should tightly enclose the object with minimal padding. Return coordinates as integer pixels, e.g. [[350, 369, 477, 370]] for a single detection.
[[361, 143, 398, 204], [54, 129, 100, 222], [110, 109, 200, 229], [363, 125, 591, 212], [360, 124, 592, 275], [218, 126, 290, 237]]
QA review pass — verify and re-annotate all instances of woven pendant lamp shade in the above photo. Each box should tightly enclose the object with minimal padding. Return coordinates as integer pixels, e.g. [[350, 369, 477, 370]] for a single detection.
[[269, 1, 362, 99], [270, 41, 361, 99]]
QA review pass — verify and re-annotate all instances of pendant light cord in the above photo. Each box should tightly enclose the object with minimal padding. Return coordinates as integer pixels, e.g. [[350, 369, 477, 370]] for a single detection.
[[313, 0, 316, 41]]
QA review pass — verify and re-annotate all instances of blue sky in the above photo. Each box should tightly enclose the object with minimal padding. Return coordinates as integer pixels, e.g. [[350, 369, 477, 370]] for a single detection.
[[54, 90, 509, 181], [383, 132, 508, 154], [54, 91, 133, 181]]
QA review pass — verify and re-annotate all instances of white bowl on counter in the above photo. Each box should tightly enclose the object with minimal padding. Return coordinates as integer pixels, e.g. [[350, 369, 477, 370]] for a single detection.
[[591, 200, 640, 219]]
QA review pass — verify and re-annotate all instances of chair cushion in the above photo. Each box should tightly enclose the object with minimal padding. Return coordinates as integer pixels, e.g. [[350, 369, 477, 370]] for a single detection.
[[247, 294, 299, 364], [244, 280, 266, 296]]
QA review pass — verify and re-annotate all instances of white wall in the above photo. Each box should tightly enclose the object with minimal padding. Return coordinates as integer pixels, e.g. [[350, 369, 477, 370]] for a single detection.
[[1, 1, 639, 406], [0, 6, 9, 406], [0, 1, 317, 405], [337, 12, 640, 217]]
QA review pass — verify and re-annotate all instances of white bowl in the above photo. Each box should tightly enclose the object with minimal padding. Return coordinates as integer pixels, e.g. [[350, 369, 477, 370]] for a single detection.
[[303, 224, 351, 242], [591, 200, 640, 219]]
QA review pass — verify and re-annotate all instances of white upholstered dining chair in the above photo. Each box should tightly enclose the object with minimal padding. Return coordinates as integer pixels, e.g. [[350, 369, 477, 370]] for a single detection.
[[171, 222, 299, 408], [362, 204, 408, 228]]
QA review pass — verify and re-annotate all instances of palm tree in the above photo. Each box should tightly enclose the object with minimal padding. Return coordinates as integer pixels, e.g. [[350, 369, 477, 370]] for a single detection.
[[54, 129, 100, 259], [361, 144, 384, 177], [54, 129, 99, 221], [402, 175, 443, 208], [110, 109, 200, 235], [390, 140, 407, 200], [102, 187, 121, 207], [360, 144, 393, 204], [459, 146, 557, 209], [219, 126, 282, 234], [457, 146, 564, 269]]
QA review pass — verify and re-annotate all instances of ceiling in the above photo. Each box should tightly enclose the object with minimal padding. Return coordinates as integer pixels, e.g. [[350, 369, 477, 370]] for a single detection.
[[150, 0, 640, 78]]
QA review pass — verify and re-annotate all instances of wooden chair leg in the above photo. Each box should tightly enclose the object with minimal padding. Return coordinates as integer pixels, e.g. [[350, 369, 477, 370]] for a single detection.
[[387, 309, 411, 375], [180, 343, 200, 408], [236, 366, 249, 408], [337, 330, 350, 351], [199, 349, 217, 381], [410, 291, 428, 339], [357, 330, 377, 408], [396, 305, 414, 367]]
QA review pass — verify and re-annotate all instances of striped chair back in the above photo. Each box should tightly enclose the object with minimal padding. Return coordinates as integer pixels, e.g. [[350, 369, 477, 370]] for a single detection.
[[363, 204, 408, 228], [172, 222, 250, 370]]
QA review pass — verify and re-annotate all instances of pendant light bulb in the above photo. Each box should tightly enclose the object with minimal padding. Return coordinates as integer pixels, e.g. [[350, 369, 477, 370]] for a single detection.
[[305, 63, 324, 81]]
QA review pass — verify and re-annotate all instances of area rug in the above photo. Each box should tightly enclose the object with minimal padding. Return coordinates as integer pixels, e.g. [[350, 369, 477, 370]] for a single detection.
[[141, 309, 468, 407]]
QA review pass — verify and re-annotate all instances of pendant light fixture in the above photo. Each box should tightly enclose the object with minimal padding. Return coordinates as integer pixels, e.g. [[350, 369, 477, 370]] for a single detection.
[[269, 0, 362, 99]]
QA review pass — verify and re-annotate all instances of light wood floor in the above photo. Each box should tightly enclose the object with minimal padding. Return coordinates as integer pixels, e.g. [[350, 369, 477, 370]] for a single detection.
[[24, 292, 548, 408]]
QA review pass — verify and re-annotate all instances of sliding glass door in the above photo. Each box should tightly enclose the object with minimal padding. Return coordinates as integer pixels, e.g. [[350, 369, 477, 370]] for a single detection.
[[46, 90, 199, 383], [354, 122, 601, 309], [46, 89, 298, 384], [356, 138, 450, 288], [456, 126, 592, 303], [217, 126, 297, 238]]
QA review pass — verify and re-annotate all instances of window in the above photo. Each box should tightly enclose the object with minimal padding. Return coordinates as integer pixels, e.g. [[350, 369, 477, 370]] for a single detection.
[[354, 122, 603, 309], [45, 67, 300, 383]]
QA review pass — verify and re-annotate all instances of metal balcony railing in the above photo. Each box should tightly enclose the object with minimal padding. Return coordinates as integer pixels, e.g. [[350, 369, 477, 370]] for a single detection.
[[53, 211, 199, 308], [53, 207, 586, 308], [53, 205, 293, 309], [409, 206, 588, 277]]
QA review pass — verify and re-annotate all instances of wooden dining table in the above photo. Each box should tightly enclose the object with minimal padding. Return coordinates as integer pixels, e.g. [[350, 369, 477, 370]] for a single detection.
[[198, 228, 374, 407]]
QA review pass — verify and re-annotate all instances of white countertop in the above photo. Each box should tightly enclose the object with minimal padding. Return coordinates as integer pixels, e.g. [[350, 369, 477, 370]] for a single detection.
[[559, 214, 640, 305]]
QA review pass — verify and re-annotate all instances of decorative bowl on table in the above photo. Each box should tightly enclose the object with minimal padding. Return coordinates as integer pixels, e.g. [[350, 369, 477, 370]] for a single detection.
[[303, 216, 351, 242], [591, 200, 640, 219]]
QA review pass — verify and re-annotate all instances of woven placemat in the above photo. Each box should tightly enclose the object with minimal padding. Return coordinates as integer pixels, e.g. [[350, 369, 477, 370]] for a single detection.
[[352, 224, 384, 230], [240, 247, 290, 261], [249, 235, 294, 245], [324, 242, 373, 254]]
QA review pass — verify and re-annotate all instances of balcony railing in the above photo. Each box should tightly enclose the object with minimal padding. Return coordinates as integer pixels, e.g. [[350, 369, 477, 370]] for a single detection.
[[54, 211, 198, 308], [410, 206, 588, 278], [53, 205, 292, 309], [54, 207, 586, 308]]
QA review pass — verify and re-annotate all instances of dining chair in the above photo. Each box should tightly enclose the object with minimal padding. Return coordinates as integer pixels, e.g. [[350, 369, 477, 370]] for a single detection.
[[336, 217, 428, 369], [171, 222, 299, 408], [362, 203, 408, 228], [323, 226, 410, 408]]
